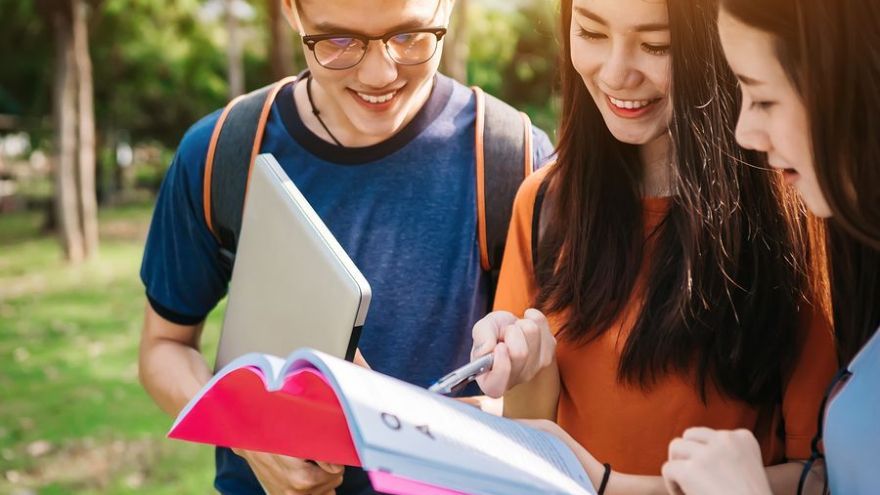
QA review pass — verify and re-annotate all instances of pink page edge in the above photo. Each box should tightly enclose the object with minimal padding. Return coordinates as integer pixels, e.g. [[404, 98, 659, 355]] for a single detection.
[[368, 470, 471, 495]]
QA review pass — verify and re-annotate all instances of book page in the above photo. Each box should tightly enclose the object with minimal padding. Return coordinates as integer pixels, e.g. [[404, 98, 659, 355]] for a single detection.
[[312, 351, 594, 495]]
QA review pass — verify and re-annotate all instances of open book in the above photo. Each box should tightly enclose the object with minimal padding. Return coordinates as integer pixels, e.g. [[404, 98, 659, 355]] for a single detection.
[[169, 349, 596, 495]]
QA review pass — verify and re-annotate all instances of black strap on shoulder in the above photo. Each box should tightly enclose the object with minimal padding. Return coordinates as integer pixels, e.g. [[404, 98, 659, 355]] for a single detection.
[[210, 85, 275, 263], [531, 177, 551, 276], [477, 89, 533, 310], [206, 78, 296, 271], [481, 91, 531, 273]]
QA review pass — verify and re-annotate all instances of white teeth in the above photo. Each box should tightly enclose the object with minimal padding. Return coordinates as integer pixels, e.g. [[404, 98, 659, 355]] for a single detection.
[[356, 91, 396, 104], [609, 96, 654, 109]]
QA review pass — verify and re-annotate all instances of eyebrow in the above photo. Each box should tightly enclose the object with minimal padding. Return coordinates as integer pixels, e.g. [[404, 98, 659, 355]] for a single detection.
[[311, 19, 431, 36], [736, 74, 765, 86], [573, 6, 669, 32]]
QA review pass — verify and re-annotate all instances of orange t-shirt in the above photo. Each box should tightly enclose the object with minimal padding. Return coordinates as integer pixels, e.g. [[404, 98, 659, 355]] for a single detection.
[[494, 165, 838, 475]]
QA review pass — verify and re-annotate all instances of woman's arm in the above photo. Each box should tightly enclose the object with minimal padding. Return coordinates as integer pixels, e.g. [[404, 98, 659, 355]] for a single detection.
[[766, 461, 826, 495], [522, 419, 669, 495]]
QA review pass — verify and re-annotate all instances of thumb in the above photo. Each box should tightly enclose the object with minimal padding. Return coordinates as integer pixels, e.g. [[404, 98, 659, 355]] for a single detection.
[[477, 342, 511, 397], [353, 348, 371, 369], [315, 461, 344, 474]]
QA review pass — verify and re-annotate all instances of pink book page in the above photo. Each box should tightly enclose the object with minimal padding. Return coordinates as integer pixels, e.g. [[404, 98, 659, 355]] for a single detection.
[[368, 470, 471, 495], [168, 366, 361, 467]]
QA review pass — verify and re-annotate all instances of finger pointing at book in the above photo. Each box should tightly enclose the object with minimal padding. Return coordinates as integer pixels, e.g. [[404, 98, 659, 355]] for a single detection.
[[472, 309, 557, 398]]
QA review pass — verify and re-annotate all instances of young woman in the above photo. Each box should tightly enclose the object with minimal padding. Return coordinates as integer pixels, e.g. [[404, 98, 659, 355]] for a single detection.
[[470, 0, 838, 492], [661, 0, 880, 493]]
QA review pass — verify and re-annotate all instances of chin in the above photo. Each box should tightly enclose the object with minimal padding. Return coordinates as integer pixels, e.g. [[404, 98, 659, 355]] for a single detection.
[[352, 120, 402, 141], [608, 128, 659, 145]]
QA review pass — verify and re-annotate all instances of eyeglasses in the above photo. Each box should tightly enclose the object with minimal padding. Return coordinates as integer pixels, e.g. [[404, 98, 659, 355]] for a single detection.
[[796, 366, 852, 495], [302, 27, 447, 70]]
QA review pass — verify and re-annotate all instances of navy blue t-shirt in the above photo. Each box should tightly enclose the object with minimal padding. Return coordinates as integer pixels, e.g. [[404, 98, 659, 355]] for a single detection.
[[141, 74, 553, 494]]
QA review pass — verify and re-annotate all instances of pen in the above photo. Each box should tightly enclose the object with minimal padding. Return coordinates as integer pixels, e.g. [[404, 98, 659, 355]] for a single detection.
[[428, 353, 495, 395]]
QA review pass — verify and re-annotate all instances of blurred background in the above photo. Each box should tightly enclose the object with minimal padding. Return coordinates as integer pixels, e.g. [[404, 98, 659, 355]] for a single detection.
[[0, 0, 559, 493]]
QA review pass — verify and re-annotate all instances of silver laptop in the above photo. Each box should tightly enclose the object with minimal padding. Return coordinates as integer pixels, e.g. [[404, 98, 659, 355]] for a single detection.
[[214, 154, 371, 370]]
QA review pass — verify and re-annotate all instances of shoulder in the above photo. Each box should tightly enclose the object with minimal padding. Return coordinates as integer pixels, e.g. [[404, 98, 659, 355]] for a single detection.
[[173, 109, 224, 176], [518, 162, 555, 203], [507, 162, 555, 230]]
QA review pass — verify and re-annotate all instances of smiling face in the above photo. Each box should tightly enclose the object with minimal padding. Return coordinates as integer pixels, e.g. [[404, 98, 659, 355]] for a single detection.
[[285, 0, 450, 146], [569, 0, 673, 145], [717, 9, 831, 217]]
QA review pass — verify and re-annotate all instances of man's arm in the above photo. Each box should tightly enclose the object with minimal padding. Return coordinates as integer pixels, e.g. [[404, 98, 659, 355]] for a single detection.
[[138, 302, 212, 416]]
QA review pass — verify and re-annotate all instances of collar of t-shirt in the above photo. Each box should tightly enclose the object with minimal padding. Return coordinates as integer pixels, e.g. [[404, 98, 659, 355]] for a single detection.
[[276, 70, 454, 165]]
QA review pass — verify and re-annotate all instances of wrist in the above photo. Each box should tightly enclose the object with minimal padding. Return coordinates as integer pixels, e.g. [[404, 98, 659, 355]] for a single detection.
[[604, 470, 669, 495], [597, 463, 611, 495]]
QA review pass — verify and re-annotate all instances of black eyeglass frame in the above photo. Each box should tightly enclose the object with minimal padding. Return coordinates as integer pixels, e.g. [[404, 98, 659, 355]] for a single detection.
[[301, 27, 448, 70]]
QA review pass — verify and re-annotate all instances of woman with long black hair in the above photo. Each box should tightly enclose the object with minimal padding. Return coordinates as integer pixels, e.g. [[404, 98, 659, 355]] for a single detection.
[[661, 0, 880, 493]]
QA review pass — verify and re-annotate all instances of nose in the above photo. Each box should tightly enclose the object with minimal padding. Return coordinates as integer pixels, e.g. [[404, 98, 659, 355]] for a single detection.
[[357, 40, 399, 89], [598, 43, 643, 91], [734, 104, 771, 152]]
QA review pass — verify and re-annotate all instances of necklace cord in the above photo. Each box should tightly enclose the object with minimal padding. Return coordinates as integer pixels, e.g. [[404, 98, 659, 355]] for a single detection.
[[306, 75, 345, 148]]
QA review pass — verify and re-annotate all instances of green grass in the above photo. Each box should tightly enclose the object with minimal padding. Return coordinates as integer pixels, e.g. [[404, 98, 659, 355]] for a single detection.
[[0, 205, 224, 494]]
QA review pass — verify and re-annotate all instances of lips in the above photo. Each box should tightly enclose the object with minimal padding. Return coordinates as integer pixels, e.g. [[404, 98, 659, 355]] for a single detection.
[[347, 86, 405, 112], [605, 94, 661, 119], [781, 168, 800, 185], [768, 161, 800, 184], [355, 90, 396, 104]]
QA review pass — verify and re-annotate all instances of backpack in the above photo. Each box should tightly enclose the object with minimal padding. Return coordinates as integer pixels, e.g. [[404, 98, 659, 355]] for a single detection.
[[201, 76, 535, 307]]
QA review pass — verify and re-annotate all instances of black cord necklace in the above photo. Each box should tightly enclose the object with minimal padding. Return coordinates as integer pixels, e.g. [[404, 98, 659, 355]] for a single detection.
[[305, 75, 345, 147]]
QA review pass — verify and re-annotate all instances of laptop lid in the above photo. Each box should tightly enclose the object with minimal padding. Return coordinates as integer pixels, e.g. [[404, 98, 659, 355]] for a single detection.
[[214, 154, 371, 370]]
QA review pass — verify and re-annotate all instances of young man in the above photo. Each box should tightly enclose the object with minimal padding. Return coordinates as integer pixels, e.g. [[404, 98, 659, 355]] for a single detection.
[[138, 0, 553, 493]]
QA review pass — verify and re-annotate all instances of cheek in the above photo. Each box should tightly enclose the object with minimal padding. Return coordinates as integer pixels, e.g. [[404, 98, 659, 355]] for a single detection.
[[792, 106, 814, 166], [398, 55, 441, 84], [644, 57, 671, 96], [772, 108, 812, 165], [569, 40, 602, 82], [307, 59, 355, 87]]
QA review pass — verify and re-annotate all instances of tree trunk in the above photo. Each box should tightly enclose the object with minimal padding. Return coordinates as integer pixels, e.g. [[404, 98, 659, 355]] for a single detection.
[[226, 0, 245, 97], [73, 0, 99, 257], [268, 0, 295, 80], [52, 3, 85, 263], [440, 0, 468, 83]]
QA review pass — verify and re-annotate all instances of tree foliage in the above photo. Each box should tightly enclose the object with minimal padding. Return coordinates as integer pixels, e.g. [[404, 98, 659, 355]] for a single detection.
[[1, 0, 559, 148]]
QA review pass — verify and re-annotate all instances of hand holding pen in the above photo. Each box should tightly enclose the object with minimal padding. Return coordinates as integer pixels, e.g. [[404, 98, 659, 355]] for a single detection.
[[467, 308, 557, 398]]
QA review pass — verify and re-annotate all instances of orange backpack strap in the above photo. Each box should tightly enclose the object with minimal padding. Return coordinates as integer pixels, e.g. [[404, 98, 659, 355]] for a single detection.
[[203, 76, 297, 267], [472, 86, 534, 301]]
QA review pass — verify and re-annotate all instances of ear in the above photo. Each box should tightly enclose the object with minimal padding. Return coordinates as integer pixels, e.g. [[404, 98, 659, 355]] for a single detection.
[[280, 0, 305, 34]]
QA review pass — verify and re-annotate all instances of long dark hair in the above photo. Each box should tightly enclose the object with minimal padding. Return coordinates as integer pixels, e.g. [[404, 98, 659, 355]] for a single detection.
[[536, 0, 826, 404], [721, 0, 880, 364]]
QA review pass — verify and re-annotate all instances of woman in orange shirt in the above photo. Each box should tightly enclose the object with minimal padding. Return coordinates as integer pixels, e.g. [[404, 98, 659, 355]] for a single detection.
[[470, 0, 837, 493]]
